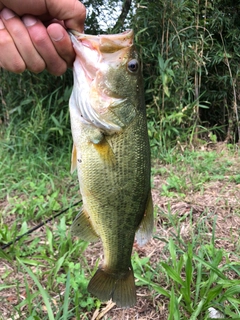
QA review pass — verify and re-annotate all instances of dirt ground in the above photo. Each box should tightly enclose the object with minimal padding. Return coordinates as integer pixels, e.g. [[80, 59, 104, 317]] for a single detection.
[[87, 144, 240, 319], [1, 144, 240, 319], [88, 181, 240, 319]]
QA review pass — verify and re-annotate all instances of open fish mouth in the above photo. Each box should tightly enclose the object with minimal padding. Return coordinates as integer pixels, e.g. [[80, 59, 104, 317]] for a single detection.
[[69, 29, 134, 48], [69, 30, 135, 133], [69, 29, 134, 84], [69, 29, 134, 53]]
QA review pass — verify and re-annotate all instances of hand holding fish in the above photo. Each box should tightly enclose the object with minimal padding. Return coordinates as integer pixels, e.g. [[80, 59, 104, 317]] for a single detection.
[[0, 0, 86, 75]]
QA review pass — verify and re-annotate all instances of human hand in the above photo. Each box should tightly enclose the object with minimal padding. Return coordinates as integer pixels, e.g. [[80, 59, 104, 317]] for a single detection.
[[0, 0, 86, 75]]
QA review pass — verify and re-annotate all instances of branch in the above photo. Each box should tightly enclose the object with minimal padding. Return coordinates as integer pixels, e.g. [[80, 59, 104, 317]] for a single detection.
[[112, 0, 132, 32]]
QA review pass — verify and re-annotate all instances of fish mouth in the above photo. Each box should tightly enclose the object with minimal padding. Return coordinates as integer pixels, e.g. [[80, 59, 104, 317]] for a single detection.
[[69, 29, 134, 53], [69, 30, 135, 133], [69, 30, 134, 85]]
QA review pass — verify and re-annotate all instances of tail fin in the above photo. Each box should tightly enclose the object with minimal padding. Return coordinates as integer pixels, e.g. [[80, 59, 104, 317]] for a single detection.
[[87, 266, 136, 308]]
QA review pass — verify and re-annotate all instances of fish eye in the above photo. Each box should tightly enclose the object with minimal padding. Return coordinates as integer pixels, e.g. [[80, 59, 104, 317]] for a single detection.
[[127, 59, 139, 73]]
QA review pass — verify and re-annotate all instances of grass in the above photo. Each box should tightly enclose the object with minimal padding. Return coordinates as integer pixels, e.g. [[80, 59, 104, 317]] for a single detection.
[[1, 118, 240, 319]]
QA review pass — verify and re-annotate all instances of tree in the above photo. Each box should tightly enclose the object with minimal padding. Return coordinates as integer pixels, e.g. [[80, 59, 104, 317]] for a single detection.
[[132, 0, 240, 146], [1, 0, 240, 150]]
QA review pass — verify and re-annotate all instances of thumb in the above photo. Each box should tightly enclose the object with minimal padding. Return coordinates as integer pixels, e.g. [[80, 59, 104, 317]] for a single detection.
[[47, 0, 86, 32]]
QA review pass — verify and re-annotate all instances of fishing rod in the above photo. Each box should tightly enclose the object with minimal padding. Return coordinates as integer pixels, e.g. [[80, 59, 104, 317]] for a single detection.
[[1, 199, 82, 250]]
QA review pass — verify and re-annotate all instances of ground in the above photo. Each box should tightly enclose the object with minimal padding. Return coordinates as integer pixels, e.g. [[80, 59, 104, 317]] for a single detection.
[[0, 143, 240, 319]]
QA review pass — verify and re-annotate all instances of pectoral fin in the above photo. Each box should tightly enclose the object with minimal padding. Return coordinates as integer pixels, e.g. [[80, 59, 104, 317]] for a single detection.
[[136, 191, 154, 246], [71, 207, 99, 242], [93, 137, 116, 165], [71, 144, 77, 174], [86, 125, 116, 165]]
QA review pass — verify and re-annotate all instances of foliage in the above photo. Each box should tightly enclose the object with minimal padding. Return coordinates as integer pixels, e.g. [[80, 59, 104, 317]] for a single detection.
[[0, 69, 73, 154], [199, 1, 240, 142], [132, 0, 210, 150], [134, 239, 240, 319], [1, 0, 240, 151], [1, 144, 240, 318], [82, 0, 134, 34], [132, 0, 240, 147]]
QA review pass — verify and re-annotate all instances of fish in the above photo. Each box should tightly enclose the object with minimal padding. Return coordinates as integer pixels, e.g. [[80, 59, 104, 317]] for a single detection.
[[69, 29, 153, 308]]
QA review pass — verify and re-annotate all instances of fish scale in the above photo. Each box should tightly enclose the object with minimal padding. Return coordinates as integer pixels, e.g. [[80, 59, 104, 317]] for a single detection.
[[69, 29, 153, 308]]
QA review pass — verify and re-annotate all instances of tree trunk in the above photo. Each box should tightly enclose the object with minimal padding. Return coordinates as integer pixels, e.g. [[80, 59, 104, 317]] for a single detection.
[[113, 0, 132, 32]]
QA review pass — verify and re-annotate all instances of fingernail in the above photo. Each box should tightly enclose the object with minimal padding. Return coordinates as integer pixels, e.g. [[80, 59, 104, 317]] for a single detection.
[[48, 28, 64, 42], [0, 19, 5, 30], [1, 8, 15, 20], [22, 15, 37, 27]]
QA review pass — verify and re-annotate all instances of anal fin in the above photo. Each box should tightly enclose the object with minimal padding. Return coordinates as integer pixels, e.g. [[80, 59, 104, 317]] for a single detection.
[[136, 191, 154, 246], [71, 207, 99, 242]]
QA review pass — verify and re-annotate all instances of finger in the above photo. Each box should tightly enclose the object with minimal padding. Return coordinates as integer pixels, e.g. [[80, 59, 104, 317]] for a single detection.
[[47, 23, 75, 68], [22, 15, 67, 76], [0, 0, 48, 16], [44, 0, 86, 32], [0, 8, 46, 73], [0, 17, 26, 73], [0, 0, 86, 31]]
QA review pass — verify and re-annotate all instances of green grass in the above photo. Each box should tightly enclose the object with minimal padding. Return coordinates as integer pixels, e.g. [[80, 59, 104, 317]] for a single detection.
[[134, 232, 240, 319], [1, 119, 240, 319], [152, 146, 239, 198]]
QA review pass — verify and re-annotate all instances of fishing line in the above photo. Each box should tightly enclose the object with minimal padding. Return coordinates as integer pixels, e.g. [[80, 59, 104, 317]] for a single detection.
[[1, 200, 82, 250]]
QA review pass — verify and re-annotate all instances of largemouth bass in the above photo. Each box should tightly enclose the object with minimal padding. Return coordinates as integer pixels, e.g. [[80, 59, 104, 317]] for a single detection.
[[69, 29, 153, 308]]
